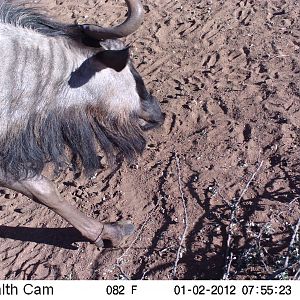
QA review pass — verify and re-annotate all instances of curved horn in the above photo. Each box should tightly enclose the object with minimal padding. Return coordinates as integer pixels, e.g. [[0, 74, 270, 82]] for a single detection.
[[80, 0, 144, 40]]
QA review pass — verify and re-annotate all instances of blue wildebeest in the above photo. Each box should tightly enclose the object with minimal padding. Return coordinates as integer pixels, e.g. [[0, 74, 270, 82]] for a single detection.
[[0, 0, 164, 248]]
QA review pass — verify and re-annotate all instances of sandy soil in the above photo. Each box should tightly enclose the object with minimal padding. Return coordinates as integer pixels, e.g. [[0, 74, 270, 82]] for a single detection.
[[1, 0, 300, 280]]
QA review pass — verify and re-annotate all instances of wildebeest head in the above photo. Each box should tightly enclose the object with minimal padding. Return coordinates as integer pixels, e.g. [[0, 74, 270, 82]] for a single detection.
[[68, 38, 165, 131], [79, 0, 164, 128]]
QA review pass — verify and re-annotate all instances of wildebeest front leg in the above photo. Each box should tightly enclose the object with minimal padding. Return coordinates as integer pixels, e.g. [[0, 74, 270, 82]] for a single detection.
[[0, 176, 134, 248]]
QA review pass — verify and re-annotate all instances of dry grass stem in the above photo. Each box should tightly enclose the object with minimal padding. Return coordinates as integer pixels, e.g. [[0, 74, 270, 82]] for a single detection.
[[284, 217, 300, 269], [224, 252, 234, 279], [236, 161, 264, 205], [270, 217, 300, 279], [223, 161, 264, 280], [293, 265, 300, 280], [172, 150, 189, 279]]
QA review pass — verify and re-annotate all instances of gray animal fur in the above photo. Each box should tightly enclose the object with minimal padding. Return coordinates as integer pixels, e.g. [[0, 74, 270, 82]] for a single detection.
[[0, 1, 163, 179]]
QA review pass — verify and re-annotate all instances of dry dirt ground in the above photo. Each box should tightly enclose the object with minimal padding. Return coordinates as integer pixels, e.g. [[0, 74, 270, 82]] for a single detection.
[[0, 0, 300, 280]]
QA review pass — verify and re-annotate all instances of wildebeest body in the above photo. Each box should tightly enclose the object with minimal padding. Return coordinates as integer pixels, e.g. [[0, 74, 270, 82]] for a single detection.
[[0, 0, 164, 247]]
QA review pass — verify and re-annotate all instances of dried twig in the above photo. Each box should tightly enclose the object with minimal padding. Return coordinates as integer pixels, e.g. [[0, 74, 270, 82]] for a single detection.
[[225, 252, 234, 278], [114, 264, 131, 280], [257, 223, 272, 274], [269, 217, 300, 279], [172, 151, 189, 279], [223, 161, 264, 280], [284, 217, 300, 269], [293, 264, 300, 280], [236, 161, 264, 205]]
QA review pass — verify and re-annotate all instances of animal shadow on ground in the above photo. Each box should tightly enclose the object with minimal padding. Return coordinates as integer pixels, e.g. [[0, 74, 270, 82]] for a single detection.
[[0, 226, 86, 250]]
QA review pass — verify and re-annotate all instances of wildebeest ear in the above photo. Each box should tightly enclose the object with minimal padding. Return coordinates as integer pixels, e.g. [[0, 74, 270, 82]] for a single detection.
[[94, 48, 130, 72]]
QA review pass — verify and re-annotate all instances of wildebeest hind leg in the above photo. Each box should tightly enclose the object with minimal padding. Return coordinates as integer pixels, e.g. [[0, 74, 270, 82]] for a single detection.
[[0, 175, 134, 248]]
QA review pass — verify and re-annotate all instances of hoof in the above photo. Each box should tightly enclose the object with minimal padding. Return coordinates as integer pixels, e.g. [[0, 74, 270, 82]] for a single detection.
[[94, 221, 135, 248], [94, 238, 105, 248]]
